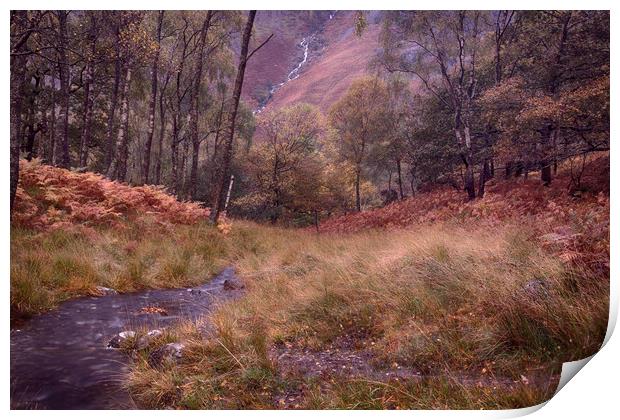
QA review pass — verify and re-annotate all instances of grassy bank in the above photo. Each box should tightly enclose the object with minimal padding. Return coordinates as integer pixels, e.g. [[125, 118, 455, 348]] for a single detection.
[[11, 222, 228, 322], [124, 221, 608, 409]]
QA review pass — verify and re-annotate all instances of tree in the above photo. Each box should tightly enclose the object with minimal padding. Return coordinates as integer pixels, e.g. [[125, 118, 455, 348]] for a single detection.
[[107, 12, 157, 181], [479, 11, 609, 185], [78, 11, 99, 167], [329, 77, 388, 211], [188, 11, 216, 199], [380, 11, 484, 199], [141, 10, 164, 184], [210, 11, 272, 223], [10, 11, 32, 213], [56, 10, 71, 169], [241, 103, 323, 223]]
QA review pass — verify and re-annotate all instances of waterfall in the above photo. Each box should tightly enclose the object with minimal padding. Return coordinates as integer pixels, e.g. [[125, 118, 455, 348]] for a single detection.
[[254, 36, 312, 114]]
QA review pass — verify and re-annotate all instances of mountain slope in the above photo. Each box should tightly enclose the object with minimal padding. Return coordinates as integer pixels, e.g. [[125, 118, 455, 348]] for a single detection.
[[243, 11, 382, 112]]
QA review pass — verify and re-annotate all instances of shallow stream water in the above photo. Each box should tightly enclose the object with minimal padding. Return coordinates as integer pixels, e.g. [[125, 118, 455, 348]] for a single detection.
[[10, 267, 238, 409]]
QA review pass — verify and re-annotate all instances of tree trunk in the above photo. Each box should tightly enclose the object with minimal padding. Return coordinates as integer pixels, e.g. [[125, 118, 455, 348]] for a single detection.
[[189, 11, 214, 199], [171, 117, 179, 193], [154, 84, 167, 185], [540, 126, 553, 186], [190, 139, 200, 198], [314, 209, 319, 233], [464, 164, 476, 200], [210, 11, 257, 224], [107, 66, 131, 180], [79, 15, 97, 168], [463, 127, 476, 200], [396, 158, 404, 199], [105, 23, 122, 170], [209, 94, 226, 184], [48, 75, 57, 165], [24, 74, 41, 161], [180, 137, 189, 197], [170, 22, 189, 195], [355, 168, 361, 212], [142, 11, 164, 185], [477, 159, 490, 198], [541, 162, 552, 185], [505, 160, 513, 178], [57, 10, 71, 169], [10, 11, 28, 213]]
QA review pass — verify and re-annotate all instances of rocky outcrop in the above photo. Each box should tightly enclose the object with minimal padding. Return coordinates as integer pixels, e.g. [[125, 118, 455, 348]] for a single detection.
[[95, 286, 118, 296], [523, 278, 551, 299], [148, 342, 185, 368]]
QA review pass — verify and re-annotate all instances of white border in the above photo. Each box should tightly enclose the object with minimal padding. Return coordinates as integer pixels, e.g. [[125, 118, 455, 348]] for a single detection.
[[3, 1, 617, 418]]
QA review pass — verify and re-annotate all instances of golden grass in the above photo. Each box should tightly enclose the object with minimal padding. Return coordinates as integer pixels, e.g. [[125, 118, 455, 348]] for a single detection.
[[126, 220, 608, 409], [10, 222, 231, 322]]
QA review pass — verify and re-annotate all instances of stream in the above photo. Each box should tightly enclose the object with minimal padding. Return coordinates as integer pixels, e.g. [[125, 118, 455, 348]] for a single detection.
[[254, 35, 313, 114], [10, 267, 239, 409]]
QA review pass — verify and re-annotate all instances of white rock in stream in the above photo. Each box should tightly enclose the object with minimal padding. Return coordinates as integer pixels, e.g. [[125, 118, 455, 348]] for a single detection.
[[107, 330, 135, 349], [95, 286, 118, 296]]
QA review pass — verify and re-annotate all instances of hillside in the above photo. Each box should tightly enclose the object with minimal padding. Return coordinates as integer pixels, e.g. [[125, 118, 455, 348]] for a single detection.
[[318, 155, 609, 274], [243, 11, 382, 112]]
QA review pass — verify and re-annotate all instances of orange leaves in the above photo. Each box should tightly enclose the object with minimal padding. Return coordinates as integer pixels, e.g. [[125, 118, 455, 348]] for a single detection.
[[318, 154, 609, 243], [13, 159, 210, 231]]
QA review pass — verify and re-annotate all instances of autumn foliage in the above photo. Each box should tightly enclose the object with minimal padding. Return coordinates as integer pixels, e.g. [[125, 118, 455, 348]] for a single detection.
[[13, 159, 210, 230], [318, 154, 609, 274]]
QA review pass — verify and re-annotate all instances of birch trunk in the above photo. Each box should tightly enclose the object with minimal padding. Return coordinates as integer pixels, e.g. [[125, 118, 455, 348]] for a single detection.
[[142, 11, 163, 184], [189, 12, 214, 199], [106, 66, 132, 180], [210, 11, 257, 223]]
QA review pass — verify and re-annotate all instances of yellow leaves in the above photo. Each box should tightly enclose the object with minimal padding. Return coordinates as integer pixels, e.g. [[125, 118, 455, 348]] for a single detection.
[[217, 216, 233, 235], [119, 19, 159, 63]]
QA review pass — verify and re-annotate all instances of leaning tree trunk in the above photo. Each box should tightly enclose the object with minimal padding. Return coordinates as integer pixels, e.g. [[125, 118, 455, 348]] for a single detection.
[[142, 11, 163, 185], [210, 11, 257, 224], [10, 11, 28, 213], [106, 66, 132, 180]]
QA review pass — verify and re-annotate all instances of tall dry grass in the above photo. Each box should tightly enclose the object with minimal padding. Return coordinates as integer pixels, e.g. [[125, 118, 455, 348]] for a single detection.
[[127, 221, 608, 409], [10, 222, 231, 322]]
